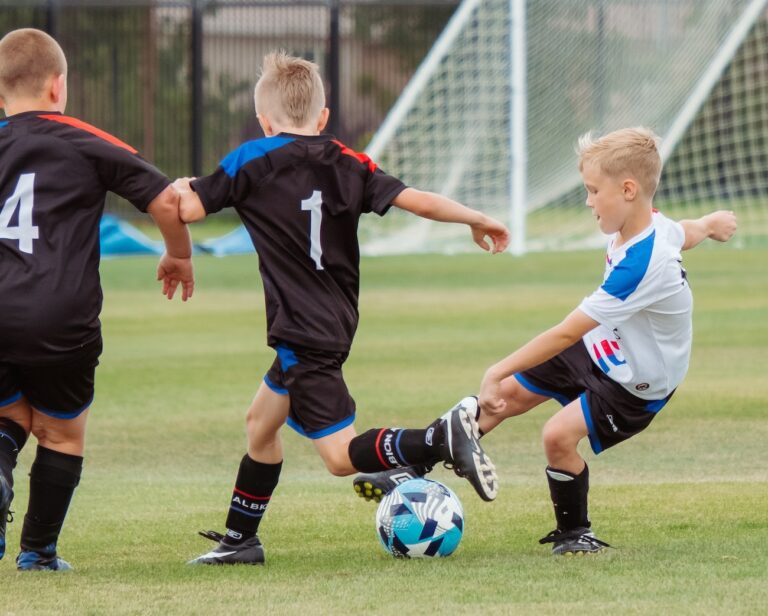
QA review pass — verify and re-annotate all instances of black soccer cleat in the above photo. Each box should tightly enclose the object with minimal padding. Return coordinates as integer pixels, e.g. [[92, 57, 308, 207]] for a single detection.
[[0, 474, 13, 561], [539, 527, 611, 555], [353, 464, 433, 503], [439, 396, 498, 502], [187, 530, 265, 565]]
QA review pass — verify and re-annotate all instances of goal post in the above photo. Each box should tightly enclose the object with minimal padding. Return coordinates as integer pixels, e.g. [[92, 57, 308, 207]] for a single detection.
[[361, 0, 768, 254]]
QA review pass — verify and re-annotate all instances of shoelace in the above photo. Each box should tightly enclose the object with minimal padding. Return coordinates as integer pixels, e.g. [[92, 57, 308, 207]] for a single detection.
[[6, 510, 12, 524], [198, 530, 225, 543]]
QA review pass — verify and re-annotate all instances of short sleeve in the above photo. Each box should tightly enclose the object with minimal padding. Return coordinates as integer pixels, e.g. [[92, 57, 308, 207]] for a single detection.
[[363, 167, 407, 216], [190, 166, 241, 215]]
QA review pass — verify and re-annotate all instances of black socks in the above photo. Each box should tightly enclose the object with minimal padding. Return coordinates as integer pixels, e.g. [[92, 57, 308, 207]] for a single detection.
[[21, 445, 83, 553], [348, 422, 444, 472], [224, 455, 282, 545], [0, 418, 27, 490], [545, 464, 590, 531]]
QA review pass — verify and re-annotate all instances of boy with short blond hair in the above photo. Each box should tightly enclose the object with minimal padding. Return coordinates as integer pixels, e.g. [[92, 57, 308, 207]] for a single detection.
[[474, 126, 736, 553], [355, 126, 737, 555], [176, 50, 510, 565], [0, 28, 194, 571]]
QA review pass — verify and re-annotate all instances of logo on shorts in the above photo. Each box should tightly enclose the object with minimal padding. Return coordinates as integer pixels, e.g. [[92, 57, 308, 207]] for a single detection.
[[635, 383, 649, 391], [606, 414, 619, 433]]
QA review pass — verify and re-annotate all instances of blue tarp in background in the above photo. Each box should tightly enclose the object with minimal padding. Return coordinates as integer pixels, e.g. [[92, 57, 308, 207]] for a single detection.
[[100, 215, 252, 258]]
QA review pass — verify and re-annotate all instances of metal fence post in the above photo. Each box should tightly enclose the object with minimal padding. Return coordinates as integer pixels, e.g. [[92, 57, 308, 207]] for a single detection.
[[191, 0, 204, 176], [328, 0, 341, 136]]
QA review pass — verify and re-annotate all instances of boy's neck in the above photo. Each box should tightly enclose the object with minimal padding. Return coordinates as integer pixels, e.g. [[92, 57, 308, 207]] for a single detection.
[[3, 98, 62, 116], [616, 202, 654, 247]]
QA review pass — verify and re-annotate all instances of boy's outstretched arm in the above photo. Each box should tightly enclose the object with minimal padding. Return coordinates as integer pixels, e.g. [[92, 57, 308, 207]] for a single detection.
[[679, 210, 737, 250], [479, 308, 598, 415], [392, 187, 510, 253], [147, 184, 195, 301]]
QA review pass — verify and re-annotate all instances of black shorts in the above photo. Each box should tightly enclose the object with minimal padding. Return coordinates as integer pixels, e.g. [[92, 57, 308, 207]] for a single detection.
[[516, 341, 674, 454], [264, 341, 355, 439], [0, 337, 102, 419]]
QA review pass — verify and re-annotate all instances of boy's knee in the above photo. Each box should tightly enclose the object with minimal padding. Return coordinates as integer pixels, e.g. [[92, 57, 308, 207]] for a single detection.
[[321, 449, 355, 477], [541, 419, 575, 457]]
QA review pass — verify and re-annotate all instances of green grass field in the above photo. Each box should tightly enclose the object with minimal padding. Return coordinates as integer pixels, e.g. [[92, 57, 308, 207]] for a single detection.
[[3, 247, 767, 615]]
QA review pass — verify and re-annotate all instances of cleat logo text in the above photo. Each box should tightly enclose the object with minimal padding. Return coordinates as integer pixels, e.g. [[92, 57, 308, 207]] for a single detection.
[[425, 427, 434, 447]]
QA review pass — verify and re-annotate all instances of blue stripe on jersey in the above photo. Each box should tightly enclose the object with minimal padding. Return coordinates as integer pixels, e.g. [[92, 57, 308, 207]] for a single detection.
[[287, 413, 356, 440], [601, 230, 655, 301], [645, 398, 669, 413], [220, 136, 294, 177], [0, 121, 8, 128]]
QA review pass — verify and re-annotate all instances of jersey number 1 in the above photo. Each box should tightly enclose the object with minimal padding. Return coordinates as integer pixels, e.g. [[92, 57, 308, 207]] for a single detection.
[[0, 173, 39, 254], [301, 190, 324, 270]]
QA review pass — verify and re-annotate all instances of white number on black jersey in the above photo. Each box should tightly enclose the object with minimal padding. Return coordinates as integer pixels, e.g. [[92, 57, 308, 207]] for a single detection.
[[301, 190, 324, 270], [0, 173, 39, 254]]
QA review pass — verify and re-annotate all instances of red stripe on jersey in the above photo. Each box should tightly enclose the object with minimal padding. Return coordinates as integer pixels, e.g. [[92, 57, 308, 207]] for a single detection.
[[601, 339, 614, 356], [38, 114, 138, 154], [332, 139, 377, 173]]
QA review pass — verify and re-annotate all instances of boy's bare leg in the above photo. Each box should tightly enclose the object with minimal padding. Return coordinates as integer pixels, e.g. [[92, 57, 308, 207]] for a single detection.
[[190, 383, 288, 565], [16, 407, 89, 571], [538, 400, 608, 554], [313, 425, 357, 477], [477, 375, 550, 435]]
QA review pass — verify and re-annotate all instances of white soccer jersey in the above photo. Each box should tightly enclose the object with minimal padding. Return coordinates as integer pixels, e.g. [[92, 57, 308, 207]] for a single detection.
[[578, 211, 692, 401]]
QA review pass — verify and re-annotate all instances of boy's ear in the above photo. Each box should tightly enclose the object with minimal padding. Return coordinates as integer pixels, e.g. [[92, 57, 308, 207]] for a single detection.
[[622, 178, 639, 201], [50, 73, 66, 105], [317, 108, 329, 132]]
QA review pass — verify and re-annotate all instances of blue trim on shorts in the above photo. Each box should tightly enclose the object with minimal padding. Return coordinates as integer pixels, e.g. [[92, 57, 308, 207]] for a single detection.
[[579, 393, 603, 455], [0, 391, 22, 407], [514, 373, 571, 406], [0, 121, 8, 128], [286, 413, 356, 440], [645, 398, 668, 413], [32, 396, 93, 419], [276, 344, 298, 371], [263, 375, 289, 395]]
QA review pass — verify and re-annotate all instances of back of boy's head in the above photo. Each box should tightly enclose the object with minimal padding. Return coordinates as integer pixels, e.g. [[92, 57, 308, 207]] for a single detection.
[[0, 28, 66, 101], [577, 127, 662, 197], [254, 51, 325, 128]]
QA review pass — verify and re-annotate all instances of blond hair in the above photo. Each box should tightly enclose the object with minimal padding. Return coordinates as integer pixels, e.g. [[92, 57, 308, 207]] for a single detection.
[[254, 51, 325, 128], [577, 127, 662, 197], [0, 28, 66, 101]]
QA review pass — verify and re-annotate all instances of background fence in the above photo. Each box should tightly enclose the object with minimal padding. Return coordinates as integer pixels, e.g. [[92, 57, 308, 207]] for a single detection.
[[0, 0, 458, 216]]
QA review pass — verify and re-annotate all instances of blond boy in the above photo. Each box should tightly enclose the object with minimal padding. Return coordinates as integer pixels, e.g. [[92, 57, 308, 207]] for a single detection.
[[175, 51, 509, 565], [0, 28, 193, 570], [474, 127, 737, 553]]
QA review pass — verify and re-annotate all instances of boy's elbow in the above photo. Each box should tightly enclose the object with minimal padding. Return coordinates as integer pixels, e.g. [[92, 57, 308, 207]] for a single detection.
[[147, 185, 180, 219]]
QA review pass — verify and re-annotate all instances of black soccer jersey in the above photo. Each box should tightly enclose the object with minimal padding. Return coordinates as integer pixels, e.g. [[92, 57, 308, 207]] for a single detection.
[[191, 133, 406, 352], [0, 110, 169, 363]]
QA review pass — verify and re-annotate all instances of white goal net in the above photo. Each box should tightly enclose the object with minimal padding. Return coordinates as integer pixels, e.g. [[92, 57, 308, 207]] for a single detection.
[[360, 0, 768, 254]]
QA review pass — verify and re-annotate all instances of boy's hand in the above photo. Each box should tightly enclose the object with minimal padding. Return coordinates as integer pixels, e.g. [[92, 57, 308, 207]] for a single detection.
[[470, 215, 511, 254], [172, 177, 195, 194], [157, 253, 194, 301], [478, 371, 507, 415], [705, 210, 737, 242]]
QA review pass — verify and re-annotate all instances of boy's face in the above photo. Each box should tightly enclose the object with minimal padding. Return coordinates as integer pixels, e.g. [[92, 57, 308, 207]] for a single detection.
[[581, 161, 634, 235]]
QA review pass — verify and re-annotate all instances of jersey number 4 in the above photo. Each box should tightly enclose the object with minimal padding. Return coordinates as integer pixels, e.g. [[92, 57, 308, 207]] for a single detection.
[[0, 173, 39, 254], [301, 190, 324, 270]]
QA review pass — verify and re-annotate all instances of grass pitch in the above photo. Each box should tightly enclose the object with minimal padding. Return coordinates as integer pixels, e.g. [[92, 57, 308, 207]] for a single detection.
[[3, 246, 767, 615]]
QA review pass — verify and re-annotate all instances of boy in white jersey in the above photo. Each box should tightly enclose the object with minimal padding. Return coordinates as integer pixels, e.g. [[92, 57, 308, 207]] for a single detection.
[[474, 127, 737, 554]]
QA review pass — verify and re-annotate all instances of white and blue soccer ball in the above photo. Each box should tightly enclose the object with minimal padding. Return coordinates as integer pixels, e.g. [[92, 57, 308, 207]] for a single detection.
[[375, 478, 464, 558]]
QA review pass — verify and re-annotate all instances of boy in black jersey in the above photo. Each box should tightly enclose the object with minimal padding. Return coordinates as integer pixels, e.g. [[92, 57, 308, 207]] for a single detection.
[[0, 28, 194, 571], [176, 51, 510, 565]]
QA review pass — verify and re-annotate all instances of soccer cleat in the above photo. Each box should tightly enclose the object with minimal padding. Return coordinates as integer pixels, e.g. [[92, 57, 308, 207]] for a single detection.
[[439, 396, 498, 502], [187, 530, 265, 565], [16, 544, 73, 571], [353, 464, 432, 503], [0, 474, 12, 560], [539, 527, 611, 555]]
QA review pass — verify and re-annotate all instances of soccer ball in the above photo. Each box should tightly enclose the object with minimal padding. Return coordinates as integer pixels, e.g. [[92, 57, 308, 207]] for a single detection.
[[375, 478, 464, 558]]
